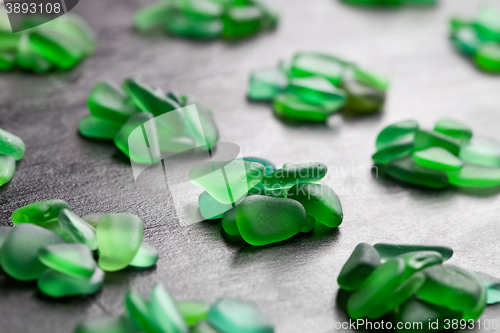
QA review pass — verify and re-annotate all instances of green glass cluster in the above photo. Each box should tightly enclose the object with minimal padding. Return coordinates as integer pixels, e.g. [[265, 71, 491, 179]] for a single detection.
[[79, 78, 219, 163], [134, 0, 278, 40], [193, 156, 343, 246], [338, 243, 495, 331], [0, 128, 25, 187], [0, 199, 158, 297], [373, 119, 500, 189], [248, 52, 389, 122], [74, 284, 274, 333], [340, 0, 437, 7], [450, 5, 500, 73], [0, 14, 95, 73]]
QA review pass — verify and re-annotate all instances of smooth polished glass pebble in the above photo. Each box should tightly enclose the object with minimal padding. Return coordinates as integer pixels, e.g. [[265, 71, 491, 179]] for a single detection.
[[38, 243, 96, 278], [346, 258, 406, 319], [287, 76, 347, 105], [0, 224, 66, 281], [235, 195, 306, 246], [58, 209, 98, 250], [338, 243, 381, 291], [417, 265, 484, 311], [434, 118, 473, 142], [451, 26, 481, 56], [178, 301, 211, 327], [0, 155, 15, 186], [125, 289, 160, 333], [372, 142, 414, 165], [248, 69, 287, 101], [287, 183, 343, 228], [447, 164, 500, 188], [272, 93, 331, 122], [474, 271, 500, 305], [375, 120, 419, 150], [75, 315, 138, 333], [166, 14, 223, 39], [134, 2, 171, 31], [29, 31, 86, 70], [413, 147, 463, 172], [129, 242, 159, 268], [221, 207, 239, 236], [192, 321, 220, 333], [374, 243, 453, 261], [475, 42, 500, 72], [396, 299, 462, 333], [199, 191, 234, 220], [385, 157, 449, 189], [459, 137, 500, 168], [414, 130, 461, 155], [88, 81, 139, 124], [223, 5, 263, 39], [0, 51, 15, 71], [123, 78, 182, 117], [96, 214, 144, 272], [208, 297, 274, 333], [353, 67, 390, 91], [0, 128, 26, 161], [38, 266, 104, 298], [11, 199, 71, 225], [262, 162, 327, 189], [149, 284, 189, 333], [300, 215, 316, 233], [341, 80, 385, 113], [290, 52, 347, 86], [79, 115, 122, 140]]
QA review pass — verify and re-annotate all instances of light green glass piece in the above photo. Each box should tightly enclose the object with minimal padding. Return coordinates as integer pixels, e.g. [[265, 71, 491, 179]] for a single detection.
[[354, 67, 390, 91], [78, 115, 123, 140], [474, 271, 500, 305], [373, 243, 453, 261], [114, 113, 159, 164], [447, 164, 500, 188], [475, 42, 500, 72], [38, 266, 105, 298], [300, 215, 315, 233], [341, 79, 385, 113], [29, 31, 87, 70], [134, 2, 172, 31], [460, 137, 500, 167], [473, 5, 500, 41], [346, 258, 406, 319], [149, 283, 189, 333], [0, 128, 26, 161], [88, 81, 139, 124], [223, 5, 263, 39], [0, 224, 66, 281], [0, 51, 15, 71], [287, 76, 347, 107], [372, 142, 414, 165], [434, 118, 472, 142], [11, 199, 71, 225], [125, 289, 160, 333], [248, 69, 287, 101], [178, 300, 211, 327], [290, 52, 347, 86], [235, 195, 306, 246], [451, 26, 481, 56], [166, 14, 223, 39], [413, 147, 463, 172], [75, 315, 139, 333], [287, 183, 342, 228], [338, 243, 381, 291], [192, 321, 220, 333], [221, 207, 238, 236], [16, 34, 55, 74], [81, 213, 106, 227], [273, 93, 331, 122], [96, 213, 144, 272], [129, 242, 159, 268], [208, 297, 274, 333], [189, 161, 265, 205], [0, 155, 15, 186], [396, 299, 461, 333], [375, 120, 419, 150], [38, 243, 96, 278], [53, 14, 96, 55], [262, 162, 327, 189], [58, 208, 98, 250], [385, 157, 449, 189]]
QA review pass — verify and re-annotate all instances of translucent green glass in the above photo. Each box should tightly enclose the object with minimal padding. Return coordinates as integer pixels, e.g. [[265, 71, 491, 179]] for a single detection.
[[372, 142, 414, 165], [134, 2, 172, 31], [0, 51, 15, 71], [373, 243, 453, 261], [58, 208, 98, 250], [475, 42, 500, 72], [29, 31, 87, 70], [290, 52, 347, 86], [11, 199, 71, 225], [341, 79, 385, 113], [0, 128, 26, 161], [474, 271, 500, 305], [88, 81, 139, 124], [223, 5, 263, 39], [396, 299, 461, 333], [16, 34, 55, 74], [447, 164, 500, 188], [125, 289, 160, 333], [248, 69, 287, 101], [78, 115, 123, 140], [338, 243, 380, 291], [149, 283, 189, 333], [385, 157, 449, 189], [37, 267, 105, 298], [287, 76, 347, 105], [178, 300, 211, 327], [412, 147, 463, 171], [114, 113, 158, 164], [375, 120, 419, 150], [129, 242, 159, 268], [75, 315, 138, 333], [354, 67, 390, 91], [460, 137, 500, 168], [300, 215, 316, 233], [272, 93, 331, 122], [0, 155, 15, 186], [221, 207, 238, 236], [166, 13, 223, 39], [38, 243, 96, 278], [451, 26, 481, 56]]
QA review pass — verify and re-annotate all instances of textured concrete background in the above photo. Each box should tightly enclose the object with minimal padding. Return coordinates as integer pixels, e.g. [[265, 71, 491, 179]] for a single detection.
[[1, 0, 500, 332]]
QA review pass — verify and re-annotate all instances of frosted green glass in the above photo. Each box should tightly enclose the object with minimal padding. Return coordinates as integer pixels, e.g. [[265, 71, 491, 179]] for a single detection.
[[198, 191, 233, 220], [385, 157, 449, 189], [223, 4, 263, 39], [88, 81, 139, 124], [300, 215, 316, 233], [341, 79, 385, 113], [290, 52, 347, 86], [338, 243, 380, 291], [396, 299, 461, 333], [16, 34, 54, 74], [38, 266, 104, 298], [221, 207, 238, 236], [0, 128, 26, 161], [134, 2, 172, 31], [248, 69, 287, 101], [459, 137, 500, 168], [125, 289, 160, 333], [178, 300, 211, 327], [354, 67, 390, 91], [114, 113, 158, 164], [29, 31, 87, 70], [273, 93, 330, 122], [375, 120, 419, 150], [38, 243, 96, 278], [474, 271, 500, 305], [0, 155, 15, 186], [373, 243, 453, 261], [149, 283, 189, 333], [287, 76, 347, 105], [475, 42, 500, 72], [414, 130, 461, 156], [262, 162, 327, 189], [129, 242, 159, 268], [399, 251, 443, 278], [11, 199, 71, 225], [372, 142, 414, 165], [79, 115, 122, 140], [0, 51, 15, 71], [53, 14, 96, 55], [412, 147, 463, 171], [58, 208, 98, 250], [447, 164, 500, 188]]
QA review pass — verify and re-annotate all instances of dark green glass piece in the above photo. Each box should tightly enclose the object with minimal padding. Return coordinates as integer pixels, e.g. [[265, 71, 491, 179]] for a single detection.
[[385, 157, 449, 189], [223, 5, 263, 39], [434, 118, 473, 142], [475, 42, 500, 72], [0, 51, 15, 71], [29, 31, 86, 70], [353, 67, 390, 91], [399, 251, 443, 278], [0, 155, 15, 186], [78, 115, 122, 140], [290, 52, 347, 86], [16, 34, 55, 74], [338, 243, 381, 291], [166, 13, 223, 39], [88, 81, 139, 124], [414, 130, 461, 155], [341, 79, 385, 113], [300, 215, 316, 233], [11, 199, 71, 225], [248, 69, 287, 101], [125, 289, 160, 333], [178, 300, 211, 327], [373, 243, 453, 261], [38, 266, 105, 298], [375, 120, 419, 150], [261, 162, 327, 189]]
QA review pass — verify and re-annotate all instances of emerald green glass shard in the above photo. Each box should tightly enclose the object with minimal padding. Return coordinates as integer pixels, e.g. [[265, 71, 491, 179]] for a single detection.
[[451, 26, 481, 56], [434, 118, 473, 142], [474, 42, 500, 72], [372, 142, 414, 165], [166, 14, 223, 39], [223, 5, 263, 39], [149, 284, 189, 333], [460, 137, 500, 167], [29, 31, 87, 70], [262, 162, 327, 189], [0, 51, 15, 71], [221, 207, 239, 236], [375, 120, 419, 150], [16, 34, 55, 74], [288, 76, 347, 106], [290, 52, 347, 86], [396, 299, 461, 333], [125, 289, 160, 333], [58, 208, 98, 250], [273, 93, 330, 122], [447, 164, 500, 188]]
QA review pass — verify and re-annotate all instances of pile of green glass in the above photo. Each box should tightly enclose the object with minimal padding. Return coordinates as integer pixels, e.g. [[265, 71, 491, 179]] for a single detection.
[[340, 0, 437, 6], [0, 199, 158, 298], [450, 5, 500, 73], [192, 157, 343, 246], [0, 128, 25, 187], [134, 0, 278, 40], [75, 283, 274, 333], [338, 243, 500, 331], [248, 52, 389, 122], [373, 119, 500, 189], [79, 77, 219, 163], [0, 14, 96, 73]]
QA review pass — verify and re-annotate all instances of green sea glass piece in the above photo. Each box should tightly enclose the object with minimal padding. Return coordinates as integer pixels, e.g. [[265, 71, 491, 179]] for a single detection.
[[149, 283, 189, 333], [221, 207, 239, 236], [123, 78, 182, 117], [474, 271, 500, 305], [341, 79, 385, 113], [413, 147, 463, 172], [199, 191, 233, 220], [374, 243, 453, 261], [88, 81, 139, 124], [376, 120, 419, 150], [434, 119, 472, 142], [0, 128, 26, 161], [385, 157, 449, 189], [96, 213, 144, 272], [346, 258, 406, 319], [192, 321, 220, 333], [38, 243, 96, 278], [300, 215, 316, 233], [11, 199, 71, 225], [134, 2, 171, 31], [447, 164, 500, 188], [396, 299, 462, 333], [180, 0, 224, 20], [273, 93, 331, 122], [451, 26, 481, 56], [166, 14, 223, 39], [58, 209, 98, 250], [129, 242, 159, 268], [475, 42, 500, 72], [338, 243, 381, 291], [463, 275, 487, 320], [287, 76, 347, 105], [253, 0, 278, 29], [189, 161, 265, 205], [38, 266, 105, 298], [29, 31, 86, 70], [125, 289, 160, 333], [417, 265, 484, 311], [290, 52, 347, 86], [178, 300, 211, 327], [372, 142, 414, 165], [182, 99, 219, 148], [208, 297, 274, 333], [235, 195, 306, 246], [54, 14, 96, 55], [287, 183, 343, 228], [0, 224, 66, 281], [474, 5, 500, 41], [460, 137, 500, 167], [262, 162, 327, 189], [399, 251, 443, 279], [223, 5, 263, 39], [79, 115, 122, 140], [0, 155, 15, 186], [248, 69, 287, 101], [414, 130, 461, 155], [0, 51, 15, 71], [75, 315, 139, 333], [16, 34, 54, 74], [81, 213, 106, 227], [353, 67, 390, 91]]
